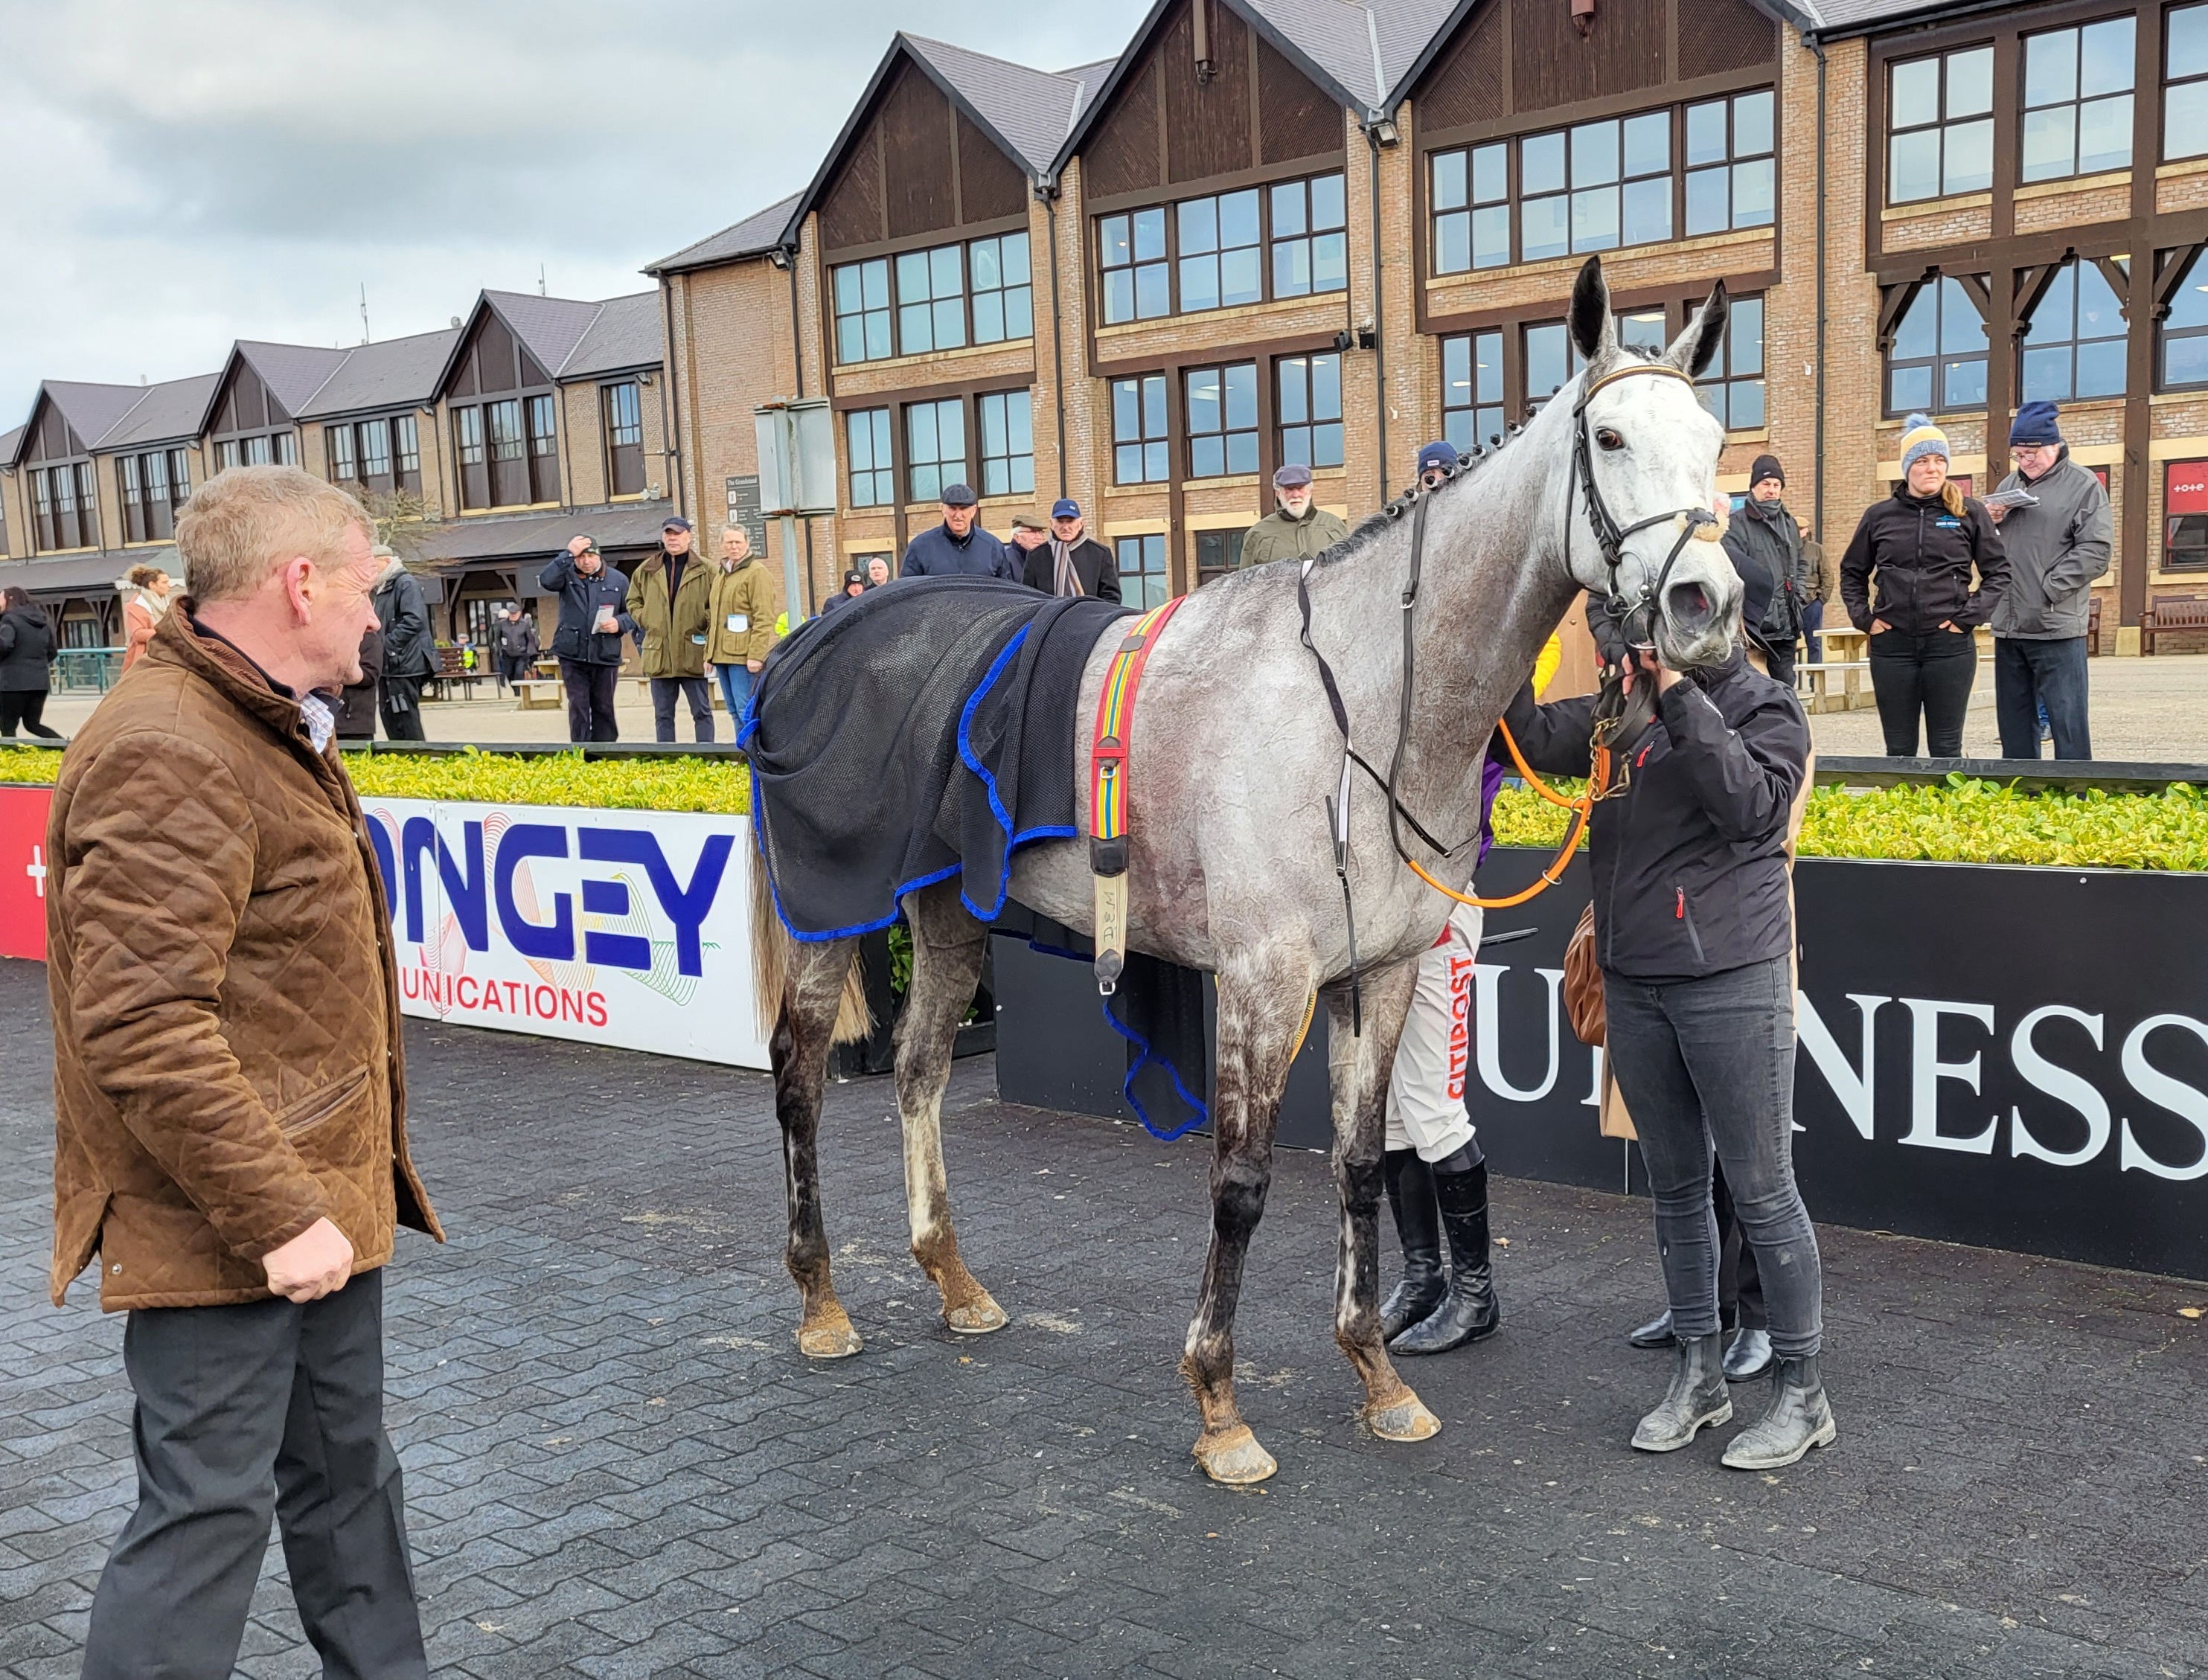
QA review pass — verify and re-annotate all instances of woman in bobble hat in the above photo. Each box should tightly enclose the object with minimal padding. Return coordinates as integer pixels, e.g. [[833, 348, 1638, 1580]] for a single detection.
[[1837, 415, 2009, 757]]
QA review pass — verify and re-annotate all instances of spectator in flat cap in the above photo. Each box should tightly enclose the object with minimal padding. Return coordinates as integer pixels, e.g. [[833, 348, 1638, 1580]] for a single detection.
[[1988, 400, 2109, 760], [1723, 453, 1808, 684], [1019, 499, 1121, 602], [1240, 463, 1349, 568], [900, 484, 1020, 581]]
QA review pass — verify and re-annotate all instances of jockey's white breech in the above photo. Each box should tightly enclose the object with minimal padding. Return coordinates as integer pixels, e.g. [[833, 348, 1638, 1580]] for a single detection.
[[1384, 900, 1482, 1161]]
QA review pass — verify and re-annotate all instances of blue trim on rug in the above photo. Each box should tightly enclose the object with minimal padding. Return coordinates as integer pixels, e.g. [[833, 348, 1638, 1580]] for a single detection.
[[1101, 990, 1212, 1143], [957, 625, 1028, 838]]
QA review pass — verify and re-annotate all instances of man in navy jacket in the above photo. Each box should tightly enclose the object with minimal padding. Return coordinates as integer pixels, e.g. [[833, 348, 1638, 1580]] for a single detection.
[[899, 484, 1018, 581], [539, 535, 636, 743]]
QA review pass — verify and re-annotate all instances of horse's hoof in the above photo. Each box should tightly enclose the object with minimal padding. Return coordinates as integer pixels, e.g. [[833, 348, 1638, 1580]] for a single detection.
[[1367, 1393, 1442, 1443], [797, 1312, 863, 1360], [1194, 1426, 1279, 1485], [944, 1294, 1008, 1335]]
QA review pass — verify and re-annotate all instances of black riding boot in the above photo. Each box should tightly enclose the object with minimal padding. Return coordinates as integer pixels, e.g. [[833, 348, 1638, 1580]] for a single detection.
[[1389, 1161, 1500, 1355], [1379, 1150, 1445, 1341]]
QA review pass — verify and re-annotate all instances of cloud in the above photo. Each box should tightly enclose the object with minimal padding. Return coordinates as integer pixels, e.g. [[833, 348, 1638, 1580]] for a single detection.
[[0, 0, 1139, 418]]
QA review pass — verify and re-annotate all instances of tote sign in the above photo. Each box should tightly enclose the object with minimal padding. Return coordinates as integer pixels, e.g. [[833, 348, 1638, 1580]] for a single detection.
[[364, 798, 769, 1069]]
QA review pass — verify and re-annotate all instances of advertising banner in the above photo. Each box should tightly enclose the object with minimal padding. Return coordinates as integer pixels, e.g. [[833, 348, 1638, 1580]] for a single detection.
[[361, 798, 769, 1069], [0, 783, 54, 962]]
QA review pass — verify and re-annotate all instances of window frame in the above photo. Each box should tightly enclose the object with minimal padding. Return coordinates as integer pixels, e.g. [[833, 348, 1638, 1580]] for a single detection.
[[1111, 373, 1171, 485], [2166, 2, 2208, 163], [603, 381, 645, 498], [845, 407, 896, 508], [975, 388, 1034, 499], [1182, 362, 1261, 480], [1095, 169, 1350, 325], [1114, 533, 1171, 609], [1441, 329, 1507, 453], [1886, 42, 1997, 205], [903, 397, 967, 505], [2159, 247, 2208, 391], [1883, 273, 1992, 416], [2166, 457, 2208, 570], [2019, 14, 2137, 185], [2019, 257, 2131, 403], [1694, 292, 1767, 433], [1275, 351, 1344, 470]]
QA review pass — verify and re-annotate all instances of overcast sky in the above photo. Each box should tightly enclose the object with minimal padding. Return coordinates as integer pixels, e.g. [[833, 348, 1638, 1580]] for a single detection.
[[0, 0, 1144, 425]]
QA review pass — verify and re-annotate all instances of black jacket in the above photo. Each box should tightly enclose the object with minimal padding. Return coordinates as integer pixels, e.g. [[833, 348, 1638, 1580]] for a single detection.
[[371, 565, 435, 680], [1019, 536, 1121, 603], [336, 625, 383, 739], [492, 615, 540, 661], [539, 553, 636, 666], [1501, 650, 1809, 982], [1839, 487, 2008, 635], [0, 607, 55, 693], [1724, 498, 1805, 653]]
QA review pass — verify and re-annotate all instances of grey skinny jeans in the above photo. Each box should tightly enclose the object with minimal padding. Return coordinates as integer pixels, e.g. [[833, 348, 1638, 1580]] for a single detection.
[[1603, 955, 1823, 1358]]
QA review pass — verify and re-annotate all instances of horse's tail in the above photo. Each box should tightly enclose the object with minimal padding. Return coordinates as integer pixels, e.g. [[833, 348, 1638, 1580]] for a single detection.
[[749, 822, 873, 1048]]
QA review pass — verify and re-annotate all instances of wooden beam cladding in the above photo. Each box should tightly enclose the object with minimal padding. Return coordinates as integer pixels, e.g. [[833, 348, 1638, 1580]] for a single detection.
[[883, 62, 959, 242]]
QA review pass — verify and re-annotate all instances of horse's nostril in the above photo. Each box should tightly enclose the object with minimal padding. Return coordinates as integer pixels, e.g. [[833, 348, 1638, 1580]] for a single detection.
[[1665, 579, 1715, 632]]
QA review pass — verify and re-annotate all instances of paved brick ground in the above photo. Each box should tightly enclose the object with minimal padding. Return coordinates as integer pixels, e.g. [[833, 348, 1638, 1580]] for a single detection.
[[2, 958, 2204, 1680]]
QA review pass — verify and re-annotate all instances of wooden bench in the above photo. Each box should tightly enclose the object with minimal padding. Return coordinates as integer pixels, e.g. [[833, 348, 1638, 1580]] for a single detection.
[[2087, 592, 2102, 656], [514, 679, 564, 711], [1796, 660, 1873, 714], [2141, 594, 2208, 655]]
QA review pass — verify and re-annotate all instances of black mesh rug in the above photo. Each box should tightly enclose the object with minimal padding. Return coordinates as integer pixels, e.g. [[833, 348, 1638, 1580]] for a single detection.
[[741, 578, 1130, 940]]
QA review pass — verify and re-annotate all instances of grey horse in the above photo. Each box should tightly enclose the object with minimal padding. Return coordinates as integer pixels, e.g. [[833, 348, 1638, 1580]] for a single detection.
[[749, 256, 1744, 1485]]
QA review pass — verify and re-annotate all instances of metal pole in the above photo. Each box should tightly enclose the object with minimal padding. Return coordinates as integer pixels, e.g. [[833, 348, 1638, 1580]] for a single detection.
[[781, 513, 804, 629]]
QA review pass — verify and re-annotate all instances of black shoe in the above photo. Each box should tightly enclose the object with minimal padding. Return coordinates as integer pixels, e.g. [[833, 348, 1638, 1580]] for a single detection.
[[1723, 1327, 1773, 1382], [1389, 1161, 1500, 1355], [1722, 1355, 1837, 1469], [1379, 1150, 1445, 1341], [1628, 1309, 1676, 1349], [1631, 1331, 1732, 1452]]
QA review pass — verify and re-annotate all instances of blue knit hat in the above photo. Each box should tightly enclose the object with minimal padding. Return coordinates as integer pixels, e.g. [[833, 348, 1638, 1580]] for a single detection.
[[2010, 400, 2062, 447], [1898, 414, 1950, 475]]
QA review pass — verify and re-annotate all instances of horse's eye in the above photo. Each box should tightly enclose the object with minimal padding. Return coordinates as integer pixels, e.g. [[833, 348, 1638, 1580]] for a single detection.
[[1596, 428, 1625, 452]]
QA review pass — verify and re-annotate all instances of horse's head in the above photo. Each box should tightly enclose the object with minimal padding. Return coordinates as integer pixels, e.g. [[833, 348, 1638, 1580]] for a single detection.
[[1558, 257, 1739, 670]]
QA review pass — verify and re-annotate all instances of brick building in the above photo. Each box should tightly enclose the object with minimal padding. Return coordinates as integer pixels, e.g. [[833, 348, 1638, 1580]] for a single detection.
[[652, 0, 2208, 655]]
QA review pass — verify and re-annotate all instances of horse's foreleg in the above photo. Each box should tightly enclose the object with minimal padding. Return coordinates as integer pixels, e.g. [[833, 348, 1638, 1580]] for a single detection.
[[1182, 960, 1313, 1486], [777, 939, 863, 1359], [1325, 964, 1440, 1443], [895, 883, 1005, 1335]]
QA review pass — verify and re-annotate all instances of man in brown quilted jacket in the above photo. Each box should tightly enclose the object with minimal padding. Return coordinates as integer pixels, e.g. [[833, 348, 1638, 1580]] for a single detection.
[[48, 464, 442, 1679]]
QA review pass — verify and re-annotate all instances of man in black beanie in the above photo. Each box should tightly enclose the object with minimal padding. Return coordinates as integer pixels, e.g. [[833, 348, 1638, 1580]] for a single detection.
[[1724, 454, 1807, 685]]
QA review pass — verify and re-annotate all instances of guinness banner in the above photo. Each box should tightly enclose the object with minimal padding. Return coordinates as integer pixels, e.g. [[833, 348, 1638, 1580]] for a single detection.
[[995, 848, 2208, 1283]]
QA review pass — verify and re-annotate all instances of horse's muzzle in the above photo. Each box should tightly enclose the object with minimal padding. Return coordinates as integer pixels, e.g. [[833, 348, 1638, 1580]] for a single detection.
[[1654, 558, 1739, 669]]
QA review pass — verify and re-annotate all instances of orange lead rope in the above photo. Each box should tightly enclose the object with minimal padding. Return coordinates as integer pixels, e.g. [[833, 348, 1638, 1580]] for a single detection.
[[1400, 720, 1609, 911]]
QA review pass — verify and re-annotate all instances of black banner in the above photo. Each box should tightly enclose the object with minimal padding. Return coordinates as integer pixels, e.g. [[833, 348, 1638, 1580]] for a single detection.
[[995, 849, 2208, 1283]]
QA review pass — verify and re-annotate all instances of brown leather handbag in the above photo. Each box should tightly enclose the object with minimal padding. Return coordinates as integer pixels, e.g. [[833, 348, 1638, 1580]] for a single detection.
[[1563, 904, 1604, 1047]]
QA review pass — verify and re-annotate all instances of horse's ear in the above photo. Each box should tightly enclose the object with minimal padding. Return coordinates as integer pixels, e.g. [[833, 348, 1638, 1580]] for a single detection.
[[1667, 281, 1729, 379], [1568, 257, 1616, 365]]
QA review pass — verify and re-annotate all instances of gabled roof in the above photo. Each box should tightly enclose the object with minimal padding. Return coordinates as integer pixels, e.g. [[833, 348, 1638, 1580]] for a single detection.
[[8, 381, 147, 465], [295, 327, 462, 420], [1791, 0, 1960, 36], [233, 342, 353, 417], [557, 292, 664, 379], [97, 373, 223, 452], [432, 289, 663, 398], [647, 191, 805, 276]]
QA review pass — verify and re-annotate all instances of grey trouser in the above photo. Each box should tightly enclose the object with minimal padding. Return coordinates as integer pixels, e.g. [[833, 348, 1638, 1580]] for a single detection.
[[650, 675, 714, 743], [83, 1269, 428, 1680], [1603, 955, 1823, 1358]]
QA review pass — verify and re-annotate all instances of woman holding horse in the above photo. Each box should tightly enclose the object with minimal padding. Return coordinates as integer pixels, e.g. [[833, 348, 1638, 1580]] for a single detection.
[[1500, 622, 1833, 1469]]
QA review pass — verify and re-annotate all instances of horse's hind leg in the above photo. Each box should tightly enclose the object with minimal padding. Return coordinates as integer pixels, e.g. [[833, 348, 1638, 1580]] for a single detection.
[[895, 882, 1006, 1335], [1325, 964, 1440, 1443], [1182, 952, 1316, 1486], [776, 937, 865, 1359]]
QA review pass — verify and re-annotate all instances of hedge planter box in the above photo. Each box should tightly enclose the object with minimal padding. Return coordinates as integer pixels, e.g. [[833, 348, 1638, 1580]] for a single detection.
[[996, 847, 2208, 1284]]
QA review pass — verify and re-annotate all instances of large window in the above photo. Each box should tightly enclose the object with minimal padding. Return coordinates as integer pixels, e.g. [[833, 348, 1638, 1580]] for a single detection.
[[1184, 363, 1258, 478], [896, 246, 967, 355], [327, 417, 423, 498], [1113, 375, 1169, 484], [119, 449, 189, 543], [1888, 45, 1994, 203], [1269, 175, 1348, 298], [1523, 321, 1584, 412], [453, 394, 554, 509], [2171, 5, 2208, 161], [327, 426, 356, 485], [1523, 112, 1672, 260], [2161, 249, 2208, 389], [487, 399, 526, 507], [1194, 528, 1246, 585], [1694, 295, 1766, 431], [2167, 459, 2208, 569], [604, 381, 644, 496], [1276, 353, 1343, 469], [1442, 331, 1505, 452], [970, 233, 1032, 344], [2022, 18, 2134, 182], [1099, 172, 1346, 324], [1115, 533, 1170, 609], [31, 463, 96, 552], [834, 258, 892, 365], [454, 406, 486, 507], [528, 395, 560, 501], [1683, 90, 1776, 237], [395, 415, 420, 489], [1432, 144, 1509, 274], [832, 231, 1038, 366], [905, 399, 964, 503], [2021, 260, 2128, 402], [1886, 276, 1988, 414], [846, 408, 895, 507], [977, 390, 1034, 498]]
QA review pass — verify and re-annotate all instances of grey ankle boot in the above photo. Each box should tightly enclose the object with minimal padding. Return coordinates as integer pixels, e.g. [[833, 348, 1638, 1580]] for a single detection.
[[1721, 1355, 1837, 1469], [1631, 1331, 1731, 1452]]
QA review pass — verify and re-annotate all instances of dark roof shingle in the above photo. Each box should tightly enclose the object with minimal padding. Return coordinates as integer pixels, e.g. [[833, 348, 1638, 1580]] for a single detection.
[[234, 342, 353, 418], [557, 292, 663, 378], [295, 327, 462, 419], [96, 373, 223, 450], [902, 33, 1090, 176], [647, 192, 804, 275]]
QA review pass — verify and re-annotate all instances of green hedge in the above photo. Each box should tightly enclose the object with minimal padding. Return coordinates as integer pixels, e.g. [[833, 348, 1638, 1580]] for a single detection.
[[4, 746, 2204, 871]]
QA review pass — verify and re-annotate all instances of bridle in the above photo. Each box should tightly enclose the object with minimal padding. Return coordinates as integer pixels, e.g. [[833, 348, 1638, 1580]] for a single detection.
[[1297, 356, 1727, 1027], [1567, 361, 1726, 653]]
